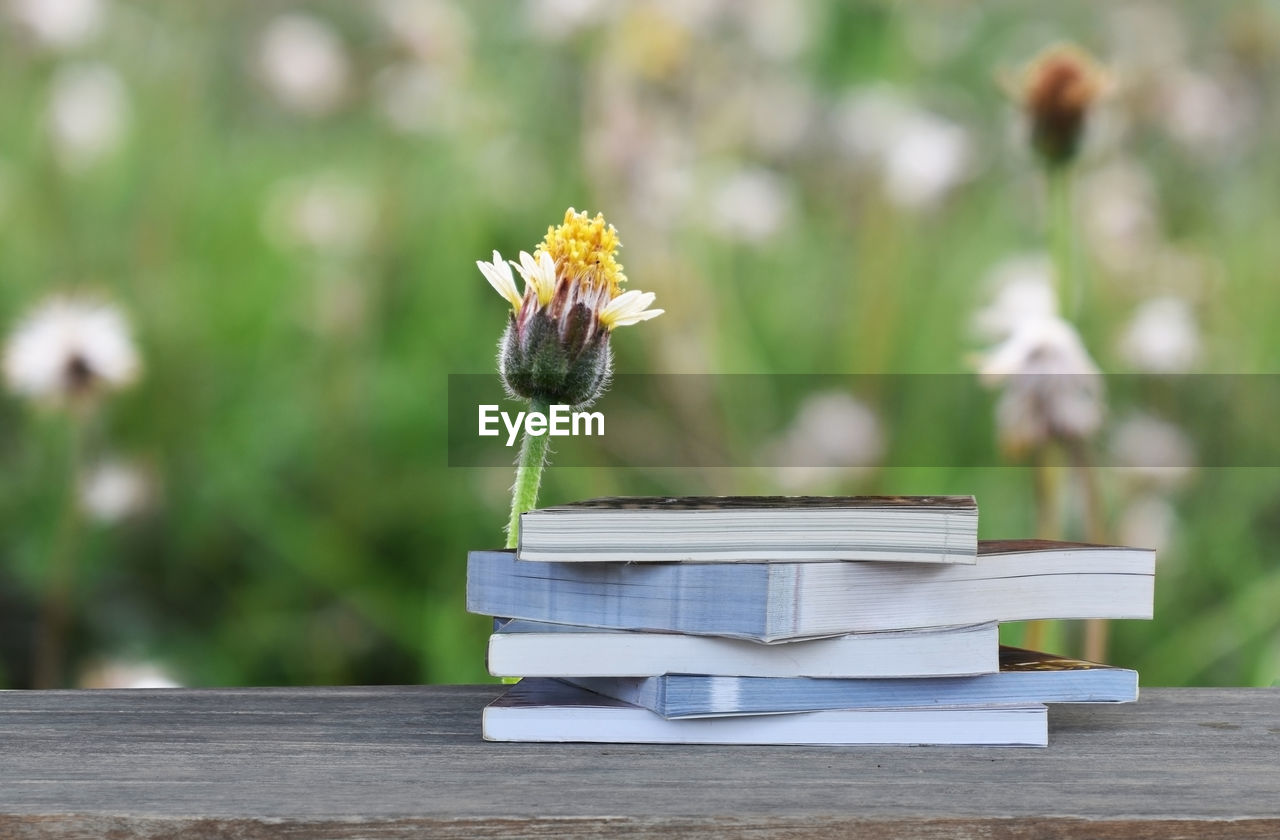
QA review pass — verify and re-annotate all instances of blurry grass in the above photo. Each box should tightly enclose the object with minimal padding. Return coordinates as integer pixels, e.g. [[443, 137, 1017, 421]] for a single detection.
[[0, 0, 1278, 687]]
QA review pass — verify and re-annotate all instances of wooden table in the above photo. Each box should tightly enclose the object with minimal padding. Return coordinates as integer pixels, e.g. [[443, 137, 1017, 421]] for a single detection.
[[1, 686, 1277, 838]]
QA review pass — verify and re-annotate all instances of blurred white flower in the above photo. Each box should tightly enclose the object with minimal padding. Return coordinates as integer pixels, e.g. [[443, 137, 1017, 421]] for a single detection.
[[1117, 494, 1178, 553], [834, 85, 917, 163], [977, 316, 1104, 455], [737, 0, 814, 62], [3, 295, 141, 409], [1118, 296, 1201, 372], [1079, 159, 1161, 276], [78, 458, 155, 523], [971, 254, 1057, 341], [523, 0, 611, 41], [378, 0, 471, 60], [79, 660, 181, 689], [263, 174, 377, 257], [374, 63, 460, 136], [882, 113, 970, 211], [768, 391, 885, 492], [46, 62, 129, 173], [833, 86, 971, 211], [1159, 69, 1254, 158], [1109, 412, 1195, 489], [706, 167, 791, 242], [257, 14, 350, 117], [7, 0, 105, 50]]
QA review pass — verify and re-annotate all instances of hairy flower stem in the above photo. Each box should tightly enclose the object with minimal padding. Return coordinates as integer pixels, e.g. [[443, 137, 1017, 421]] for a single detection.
[[505, 398, 551, 549], [1047, 167, 1079, 318]]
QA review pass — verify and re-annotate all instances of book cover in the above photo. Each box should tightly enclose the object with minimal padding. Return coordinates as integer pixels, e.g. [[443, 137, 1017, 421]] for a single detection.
[[564, 646, 1138, 718], [488, 620, 1000, 678], [483, 678, 1048, 746]]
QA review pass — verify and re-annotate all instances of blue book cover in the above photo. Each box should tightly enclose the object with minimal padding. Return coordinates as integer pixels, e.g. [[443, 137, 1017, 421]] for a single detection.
[[563, 647, 1138, 718], [483, 679, 1048, 746], [466, 541, 1155, 642]]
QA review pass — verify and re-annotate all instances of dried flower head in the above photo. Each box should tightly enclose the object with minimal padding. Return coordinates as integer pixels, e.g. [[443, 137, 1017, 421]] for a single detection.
[[977, 315, 1104, 457], [1017, 43, 1109, 167], [3, 295, 141, 409], [477, 208, 661, 406]]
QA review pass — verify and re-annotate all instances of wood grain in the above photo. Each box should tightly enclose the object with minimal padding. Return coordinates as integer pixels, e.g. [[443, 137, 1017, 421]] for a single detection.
[[1, 686, 1277, 839]]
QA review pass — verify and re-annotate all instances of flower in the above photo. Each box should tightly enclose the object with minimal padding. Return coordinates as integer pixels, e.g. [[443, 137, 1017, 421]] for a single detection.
[[1117, 296, 1201, 373], [833, 85, 972, 211], [706, 167, 792, 243], [78, 458, 155, 523], [3, 296, 141, 409], [1109, 412, 1195, 490], [262, 172, 377, 257], [1117, 495, 1178, 554], [1079, 159, 1160, 276], [257, 14, 350, 117], [970, 254, 1057, 341], [477, 208, 661, 406], [1014, 43, 1109, 168], [768, 391, 885, 493], [46, 62, 129, 173], [977, 315, 1104, 457], [8, 0, 105, 51]]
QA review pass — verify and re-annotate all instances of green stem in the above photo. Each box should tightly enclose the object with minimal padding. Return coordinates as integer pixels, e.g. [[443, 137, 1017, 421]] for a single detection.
[[505, 398, 550, 549], [33, 416, 86, 689], [1047, 166, 1078, 319]]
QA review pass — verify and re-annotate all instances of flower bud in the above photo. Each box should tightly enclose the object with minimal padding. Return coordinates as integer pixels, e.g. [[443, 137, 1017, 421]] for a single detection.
[[1017, 44, 1108, 168], [499, 308, 611, 408]]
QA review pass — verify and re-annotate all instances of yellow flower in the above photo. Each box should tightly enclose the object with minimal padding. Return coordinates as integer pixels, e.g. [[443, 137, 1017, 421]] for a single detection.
[[476, 208, 661, 406], [476, 207, 662, 331], [536, 207, 627, 295]]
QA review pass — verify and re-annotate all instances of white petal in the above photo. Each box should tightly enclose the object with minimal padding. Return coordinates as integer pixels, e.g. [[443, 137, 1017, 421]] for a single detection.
[[477, 250, 522, 311], [600, 289, 662, 328], [512, 250, 555, 304], [610, 308, 664, 327]]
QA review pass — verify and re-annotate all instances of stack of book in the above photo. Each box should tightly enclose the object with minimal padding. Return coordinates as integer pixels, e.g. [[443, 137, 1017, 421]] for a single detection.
[[467, 496, 1155, 747]]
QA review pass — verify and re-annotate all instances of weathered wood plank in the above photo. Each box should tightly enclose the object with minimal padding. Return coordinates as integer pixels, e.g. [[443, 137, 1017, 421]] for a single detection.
[[0, 686, 1277, 839]]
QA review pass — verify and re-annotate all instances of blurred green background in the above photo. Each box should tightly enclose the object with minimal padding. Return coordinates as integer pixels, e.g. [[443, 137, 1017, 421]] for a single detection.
[[1, 0, 1278, 689]]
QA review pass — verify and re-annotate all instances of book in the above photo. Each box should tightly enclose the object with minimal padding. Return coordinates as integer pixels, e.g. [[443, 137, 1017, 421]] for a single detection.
[[564, 647, 1138, 719], [488, 620, 1000, 678], [467, 540, 1155, 642], [517, 495, 978, 564], [483, 679, 1048, 746]]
